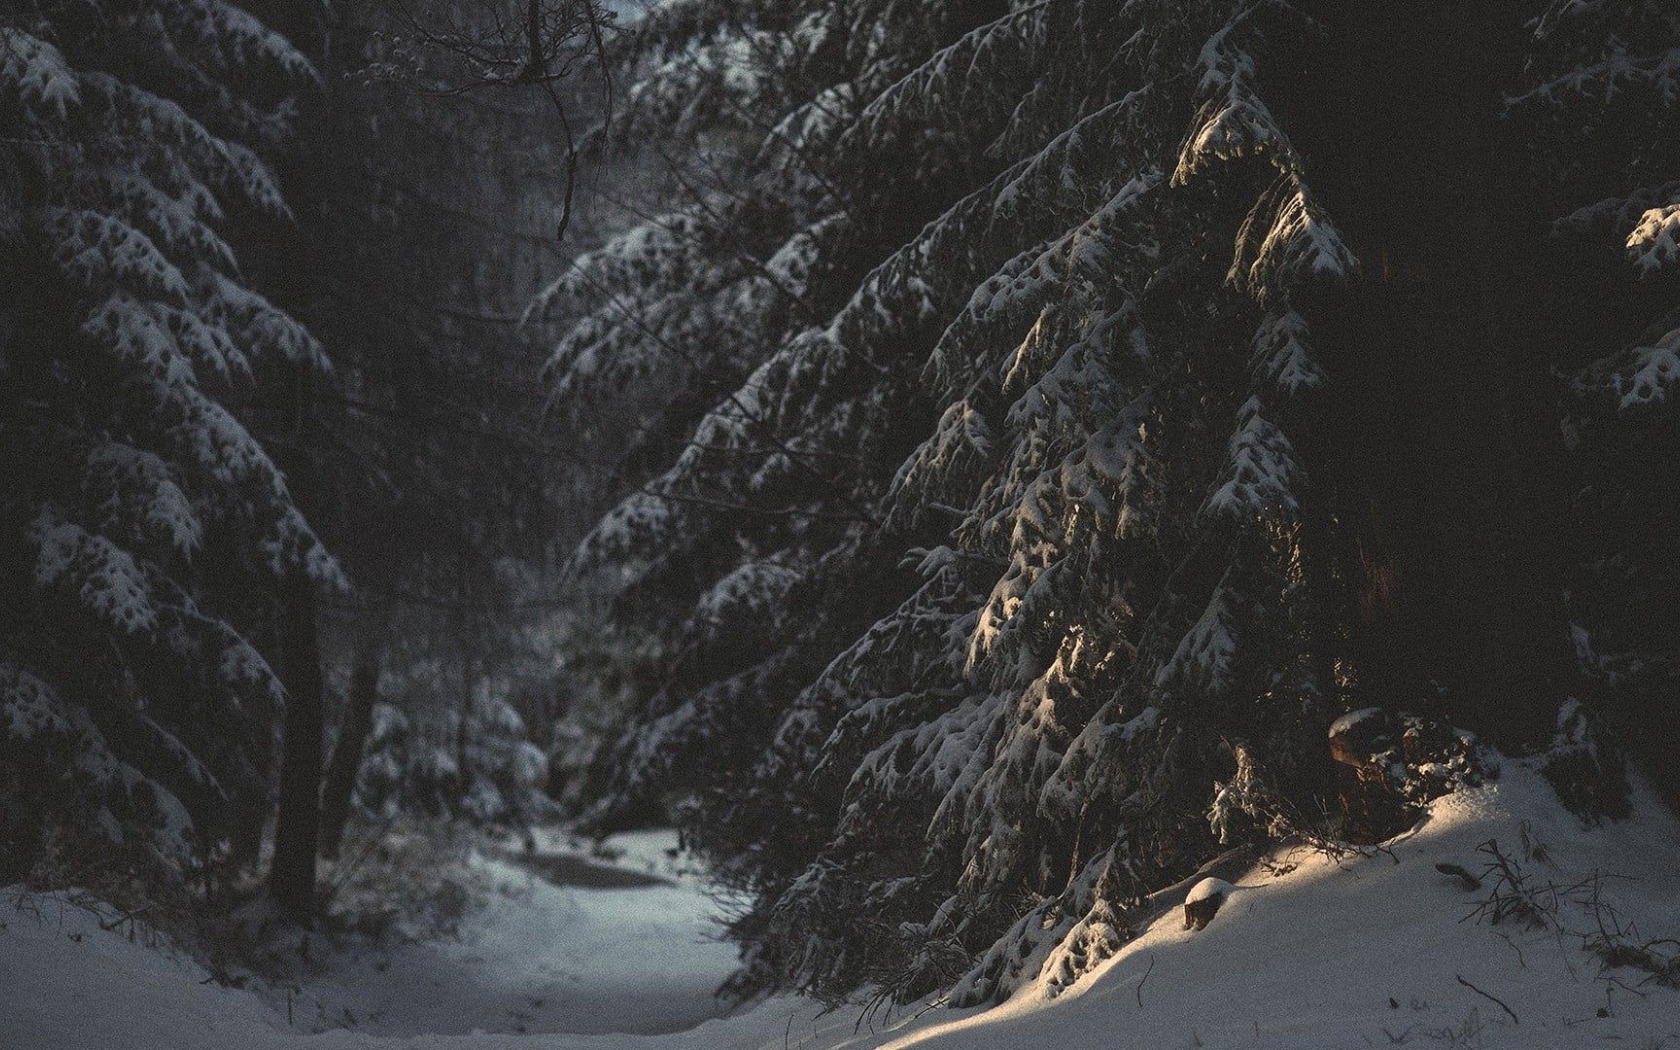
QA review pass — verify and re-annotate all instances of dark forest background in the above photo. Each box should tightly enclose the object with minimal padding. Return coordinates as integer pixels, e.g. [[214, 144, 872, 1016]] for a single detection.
[[2, 0, 1677, 1009]]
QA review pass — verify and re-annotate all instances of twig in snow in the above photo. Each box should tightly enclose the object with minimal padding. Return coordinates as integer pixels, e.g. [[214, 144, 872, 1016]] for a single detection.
[[1136, 952, 1156, 1010], [1494, 930, 1527, 969], [1455, 974, 1518, 1025], [1605, 974, 1649, 1013]]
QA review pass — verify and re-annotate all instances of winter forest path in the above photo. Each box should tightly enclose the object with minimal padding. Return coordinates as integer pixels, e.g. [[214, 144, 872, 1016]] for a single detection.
[[281, 829, 739, 1038], [0, 828, 745, 1049]]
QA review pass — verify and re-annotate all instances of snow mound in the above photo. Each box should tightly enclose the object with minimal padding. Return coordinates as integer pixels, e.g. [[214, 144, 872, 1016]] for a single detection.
[[1184, 876, 1234, 906]]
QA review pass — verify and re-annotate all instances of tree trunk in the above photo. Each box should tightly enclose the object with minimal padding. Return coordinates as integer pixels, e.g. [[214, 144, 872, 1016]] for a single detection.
[[454, 553, 477, 813], [455, 647, 476, 813], [1283, 0, 1581, 745], [318, 624, 384, 861], [269, 567, 326, 920]]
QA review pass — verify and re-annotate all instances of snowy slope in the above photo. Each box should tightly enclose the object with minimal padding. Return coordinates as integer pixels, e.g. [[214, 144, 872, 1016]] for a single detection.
[[844, 763, 1680, 1050], [3, 765, 1678, 1050]]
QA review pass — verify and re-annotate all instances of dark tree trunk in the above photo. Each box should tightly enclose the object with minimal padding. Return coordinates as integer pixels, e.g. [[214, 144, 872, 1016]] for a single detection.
[[269, 567, 326, 920], [455, 647, 476, 812], [1281, 0, 1582, 745], [318, 625, 384, 861], [454, 553, 477, 812]]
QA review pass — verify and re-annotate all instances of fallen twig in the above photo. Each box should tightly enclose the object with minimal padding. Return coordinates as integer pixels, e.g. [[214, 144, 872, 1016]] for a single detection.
[[1455, 974, 1518, 1025]]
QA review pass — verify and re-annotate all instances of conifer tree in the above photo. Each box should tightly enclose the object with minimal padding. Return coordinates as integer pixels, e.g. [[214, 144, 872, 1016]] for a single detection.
[[0, 0, 336, 883], [1523, 0, 1680, 800], [552, 0, 1679, 1008]]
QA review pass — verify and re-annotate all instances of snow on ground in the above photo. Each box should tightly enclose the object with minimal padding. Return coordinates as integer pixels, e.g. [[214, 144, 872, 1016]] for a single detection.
[[850, 763, 1680, 1050], [269, 828, 739, 1038], [1, 827, 745, 1050], [4, 763, 1679, 1050]]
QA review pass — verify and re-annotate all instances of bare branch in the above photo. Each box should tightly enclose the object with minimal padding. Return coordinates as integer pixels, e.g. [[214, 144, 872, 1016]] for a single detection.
[[1455, 974, 1519, 1026], [367, 0, 617, 243]]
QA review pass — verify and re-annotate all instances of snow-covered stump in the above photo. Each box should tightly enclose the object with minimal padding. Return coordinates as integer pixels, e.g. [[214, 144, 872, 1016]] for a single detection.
[[1182, 878, 1233, 932], [1328, 707, 1487, 843]]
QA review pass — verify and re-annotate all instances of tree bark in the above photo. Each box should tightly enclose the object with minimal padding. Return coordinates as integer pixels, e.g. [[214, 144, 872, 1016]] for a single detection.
[[454, 553, 477, 813], [269, 567, 326, 920], [455, 647, 477, 813], [318, 623, 384, 861]]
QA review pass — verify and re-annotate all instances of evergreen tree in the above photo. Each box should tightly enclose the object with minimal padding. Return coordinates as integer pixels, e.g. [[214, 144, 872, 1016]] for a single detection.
[[1526, 0, 1680, 803], [353, 690, 557, 828], [554, 0, 1677, 1010], [541, 0, 1019, 818], [0, 0, 336, 882]]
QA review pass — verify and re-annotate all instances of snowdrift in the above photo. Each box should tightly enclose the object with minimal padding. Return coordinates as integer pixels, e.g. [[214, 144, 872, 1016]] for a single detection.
[[3, 764, 1677, 1049]]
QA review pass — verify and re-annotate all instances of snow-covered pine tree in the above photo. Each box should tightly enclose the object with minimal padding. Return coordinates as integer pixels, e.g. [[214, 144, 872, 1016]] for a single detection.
[[1521, 0, 1680, 802], [690, 1, 1360, 1005], [550, 0, 1357, 1003], [0, 0, 336, 882], [538, 0, 1022, 813], [552, 0, 1675, 1011], [352, 691, 558, 828]]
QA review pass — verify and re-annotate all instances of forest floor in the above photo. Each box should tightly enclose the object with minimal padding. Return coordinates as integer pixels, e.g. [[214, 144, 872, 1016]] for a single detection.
[[269, 826, 740, 1037], [4, 763, 1680, 1050]]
